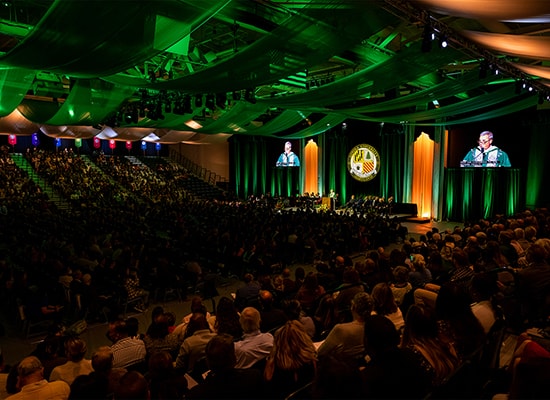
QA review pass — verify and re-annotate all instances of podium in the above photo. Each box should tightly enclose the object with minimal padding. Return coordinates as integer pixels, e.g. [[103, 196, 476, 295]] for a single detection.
[[322, 197, 335, 211]]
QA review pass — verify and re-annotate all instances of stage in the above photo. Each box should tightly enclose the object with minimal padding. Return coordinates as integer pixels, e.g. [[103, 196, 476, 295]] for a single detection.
[[402, 219, 462, 239]]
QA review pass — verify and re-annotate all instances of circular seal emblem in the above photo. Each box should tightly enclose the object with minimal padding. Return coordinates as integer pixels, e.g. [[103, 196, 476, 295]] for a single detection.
[[348, 144, 380, 182]]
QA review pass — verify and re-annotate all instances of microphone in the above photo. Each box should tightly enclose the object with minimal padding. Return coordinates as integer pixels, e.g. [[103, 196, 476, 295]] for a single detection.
[[474, 146, 484, 161]]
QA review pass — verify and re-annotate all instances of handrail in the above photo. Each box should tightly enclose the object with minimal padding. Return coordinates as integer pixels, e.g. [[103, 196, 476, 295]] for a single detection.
[[169, 148, 228, 184]]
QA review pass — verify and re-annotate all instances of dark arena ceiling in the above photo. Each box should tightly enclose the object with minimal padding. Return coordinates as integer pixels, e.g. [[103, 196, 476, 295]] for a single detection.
[[0, 0, 549, 143]]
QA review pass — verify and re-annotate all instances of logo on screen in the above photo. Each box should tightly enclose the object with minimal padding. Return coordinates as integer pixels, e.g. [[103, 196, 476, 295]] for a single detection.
[[348, 144, 380, 182]]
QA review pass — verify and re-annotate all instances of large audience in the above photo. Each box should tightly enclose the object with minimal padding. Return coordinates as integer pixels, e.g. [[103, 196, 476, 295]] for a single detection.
[[1, 146, 550, 399]]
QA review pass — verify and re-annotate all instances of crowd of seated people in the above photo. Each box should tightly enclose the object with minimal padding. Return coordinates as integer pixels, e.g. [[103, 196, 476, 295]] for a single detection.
[[6, 284, 547, 399], [2, 147, 550, 397]]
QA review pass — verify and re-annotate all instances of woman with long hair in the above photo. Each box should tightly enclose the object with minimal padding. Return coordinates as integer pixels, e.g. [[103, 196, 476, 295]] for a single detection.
[[210, 296, 242, 340], [371, 282, 404, 331], [401, 304, 459, 386], [264, 320, 317, 398]]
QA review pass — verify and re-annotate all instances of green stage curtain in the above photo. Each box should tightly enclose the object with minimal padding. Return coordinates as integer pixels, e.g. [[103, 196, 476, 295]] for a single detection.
[[380, 129, 406, 203], [325, 131, 348, 201], [443, 168, 521, 222]]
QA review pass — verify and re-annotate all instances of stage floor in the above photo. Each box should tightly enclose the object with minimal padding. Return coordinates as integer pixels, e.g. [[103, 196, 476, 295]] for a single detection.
[[402, 219, 463, 239]]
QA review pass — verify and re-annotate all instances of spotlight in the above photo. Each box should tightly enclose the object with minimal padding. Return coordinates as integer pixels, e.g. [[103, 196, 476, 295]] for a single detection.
[[439, 35, 448, 48], [124, 111, 132, 123]]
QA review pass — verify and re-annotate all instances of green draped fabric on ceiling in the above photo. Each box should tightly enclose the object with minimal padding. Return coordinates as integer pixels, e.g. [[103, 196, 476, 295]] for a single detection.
[[0, 68, 34, 117], [0, 0, 223, 78]]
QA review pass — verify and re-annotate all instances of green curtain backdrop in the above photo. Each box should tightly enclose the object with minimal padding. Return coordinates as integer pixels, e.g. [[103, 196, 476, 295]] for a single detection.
[[443, 168, 522, 222], [232, 136, 302, 199], [325, 130, 348, 201], [380, 129, 406, 203]]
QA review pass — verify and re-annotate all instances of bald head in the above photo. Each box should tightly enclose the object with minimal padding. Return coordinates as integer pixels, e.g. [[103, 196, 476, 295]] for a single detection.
[[239, 307, 261, 333], [260, 289, 273, 302]]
